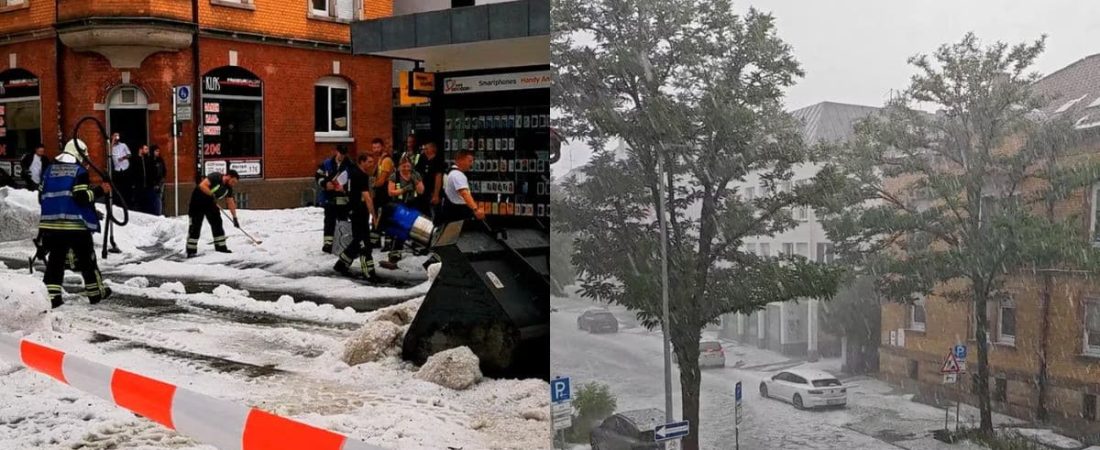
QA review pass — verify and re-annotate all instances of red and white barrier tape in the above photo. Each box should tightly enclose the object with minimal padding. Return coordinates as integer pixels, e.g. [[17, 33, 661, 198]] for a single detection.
[[0, 333, 381, 450]]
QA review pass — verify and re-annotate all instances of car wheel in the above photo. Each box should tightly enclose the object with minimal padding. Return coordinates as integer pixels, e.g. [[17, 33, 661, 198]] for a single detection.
[[759, 383, 768, 398], [793, 394, 804, 410]]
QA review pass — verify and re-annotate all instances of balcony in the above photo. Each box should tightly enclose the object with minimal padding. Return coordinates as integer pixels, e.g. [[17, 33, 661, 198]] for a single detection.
[[351, 0, 548, 72]]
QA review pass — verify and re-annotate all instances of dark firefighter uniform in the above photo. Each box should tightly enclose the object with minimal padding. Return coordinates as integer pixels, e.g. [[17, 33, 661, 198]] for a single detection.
[[315, 149, 352, 253], [334, 162, 380, 281], [186, 172, 235, 257], [38, 152, 110, 308]]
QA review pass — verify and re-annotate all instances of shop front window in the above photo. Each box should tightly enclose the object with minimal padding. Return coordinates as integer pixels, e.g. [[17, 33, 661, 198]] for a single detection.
[[314, 77, 350, 137], [0, 68, 42, 168], [202, 66, 263, 178]]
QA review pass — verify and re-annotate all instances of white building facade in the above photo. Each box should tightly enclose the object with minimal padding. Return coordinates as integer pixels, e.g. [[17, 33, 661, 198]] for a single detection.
[[722, 101, 879, 359]]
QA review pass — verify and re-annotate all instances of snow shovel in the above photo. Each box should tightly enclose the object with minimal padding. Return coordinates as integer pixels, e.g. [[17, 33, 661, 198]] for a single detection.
[[221, 209, 263, 245]]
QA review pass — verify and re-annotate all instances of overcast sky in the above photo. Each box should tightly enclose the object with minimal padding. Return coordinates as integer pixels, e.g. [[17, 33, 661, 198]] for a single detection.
[[553, 0, 1100, 178]]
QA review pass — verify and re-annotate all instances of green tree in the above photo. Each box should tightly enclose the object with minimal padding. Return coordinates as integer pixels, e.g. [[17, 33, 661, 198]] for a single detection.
[[821, 33, 1100, 434], [551, 182, 576, 296], [819, 274, 881, 374], [554, 1, 843, 448], [566, 382, 617, 443]]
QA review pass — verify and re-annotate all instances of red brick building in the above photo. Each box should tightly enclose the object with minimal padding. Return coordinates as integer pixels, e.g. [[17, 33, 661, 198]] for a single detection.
[[0, 0, 393, 213]]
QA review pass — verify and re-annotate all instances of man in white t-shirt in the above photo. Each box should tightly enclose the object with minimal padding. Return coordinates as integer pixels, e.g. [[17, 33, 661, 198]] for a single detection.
[[439, 150, 485, 223], [109, 132, 132, 204]]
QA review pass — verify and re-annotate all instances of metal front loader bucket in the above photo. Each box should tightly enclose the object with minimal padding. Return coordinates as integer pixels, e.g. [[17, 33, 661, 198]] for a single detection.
[[402, 217, 549, 380]]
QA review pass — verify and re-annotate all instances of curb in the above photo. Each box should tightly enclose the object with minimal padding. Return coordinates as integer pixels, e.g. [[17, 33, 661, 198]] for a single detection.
[[0, 333, 382, 450]]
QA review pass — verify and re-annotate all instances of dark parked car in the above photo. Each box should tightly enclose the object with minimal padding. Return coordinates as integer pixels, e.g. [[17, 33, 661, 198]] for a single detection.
[[590, 408, 664, 450], [577, 309, 619, 333]]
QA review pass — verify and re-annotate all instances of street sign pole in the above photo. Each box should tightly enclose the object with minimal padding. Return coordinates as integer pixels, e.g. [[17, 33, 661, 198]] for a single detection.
[[656, 155, 673, 423], [172, 87, 179, 216], [734, 381, 742, 450]]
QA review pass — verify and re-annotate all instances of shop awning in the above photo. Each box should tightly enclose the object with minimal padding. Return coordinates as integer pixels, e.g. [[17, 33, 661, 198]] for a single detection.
[[350, 0, 549, 72]]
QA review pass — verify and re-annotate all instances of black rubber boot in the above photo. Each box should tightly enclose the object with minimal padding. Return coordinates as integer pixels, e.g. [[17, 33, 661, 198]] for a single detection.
[[89, 287, 113, 305], [215, 247, 232, 254]]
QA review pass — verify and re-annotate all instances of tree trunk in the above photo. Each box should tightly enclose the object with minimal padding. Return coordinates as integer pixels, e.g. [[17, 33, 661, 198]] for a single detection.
[[1037, 273, 1053, 421], [974, 291, 994, 434], [673, 337, 702, 450]]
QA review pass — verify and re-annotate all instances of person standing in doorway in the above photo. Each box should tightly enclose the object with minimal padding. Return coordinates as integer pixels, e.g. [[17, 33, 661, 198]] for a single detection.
[[109, 132, 132, 206], [20, 145, 49, 191], [150, 145, 167, 216]]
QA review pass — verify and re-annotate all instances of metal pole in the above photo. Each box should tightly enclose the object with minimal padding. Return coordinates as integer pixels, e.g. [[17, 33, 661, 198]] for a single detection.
[[172, 87, 180, 216], [657, 154, 673, 422], [735, 423, 739, 450]]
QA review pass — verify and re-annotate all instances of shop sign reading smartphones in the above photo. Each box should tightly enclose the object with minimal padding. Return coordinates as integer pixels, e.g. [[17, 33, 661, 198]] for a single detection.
[[443, 71, 551, 94]]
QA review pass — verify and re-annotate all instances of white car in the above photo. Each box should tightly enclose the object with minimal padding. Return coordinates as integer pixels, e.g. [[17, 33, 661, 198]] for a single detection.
[[672, 340, 726, 368], [759, 369, 847, 409]]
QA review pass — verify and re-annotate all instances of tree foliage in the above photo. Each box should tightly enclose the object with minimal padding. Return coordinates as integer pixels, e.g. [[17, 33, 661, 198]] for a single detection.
[[566, 382, 618, 443], [820, 33, 1100, 433], [554, 1, 843, 447]]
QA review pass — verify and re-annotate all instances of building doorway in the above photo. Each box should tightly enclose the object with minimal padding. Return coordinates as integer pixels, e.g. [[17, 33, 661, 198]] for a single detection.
[[106, 85, 149, 157]]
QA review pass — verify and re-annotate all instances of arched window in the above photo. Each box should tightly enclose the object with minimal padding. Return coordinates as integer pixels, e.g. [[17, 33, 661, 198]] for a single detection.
[[314, 76, 350, 138], [0, 68, 41, 162], [201, 66, 263, 178]]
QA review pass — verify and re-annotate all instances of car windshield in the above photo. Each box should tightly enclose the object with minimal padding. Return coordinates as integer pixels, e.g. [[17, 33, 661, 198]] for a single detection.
[[701, 342, 721, 351], [812, 379, 842, 387], [592, 312, 615, 320]]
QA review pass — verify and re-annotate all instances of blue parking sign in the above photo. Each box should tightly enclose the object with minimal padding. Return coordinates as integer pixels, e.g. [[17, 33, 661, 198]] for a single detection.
[[735, 382, 742, 404], [954, 344, 967, 360], [551, 377, 571, 404]]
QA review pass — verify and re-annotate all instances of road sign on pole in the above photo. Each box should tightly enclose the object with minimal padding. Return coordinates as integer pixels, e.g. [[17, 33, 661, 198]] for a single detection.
[[940, 352, 961, 374], [654, 420, 690, 442], [735, 381, 743, 425], [551, 377, 571, 404], [954, 344, 968, 360], [174, 85, 192, 122], [552, 402, 572, 431]]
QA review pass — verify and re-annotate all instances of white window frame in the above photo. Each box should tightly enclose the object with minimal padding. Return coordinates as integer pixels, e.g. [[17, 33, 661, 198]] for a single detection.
[[1092, 185, 1100, 247], [310, 0, 330, 16], [910, 297, 927, 332], [315, 77, 351, 138], [998, 299, 1015, 345], [3, 0, 26, 6], [1085, 299, 1100, 356], [782, 243, 794, 256]]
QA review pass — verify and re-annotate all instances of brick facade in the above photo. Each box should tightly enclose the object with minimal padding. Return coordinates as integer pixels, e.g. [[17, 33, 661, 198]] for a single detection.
[[878, 150, 1100, 441]]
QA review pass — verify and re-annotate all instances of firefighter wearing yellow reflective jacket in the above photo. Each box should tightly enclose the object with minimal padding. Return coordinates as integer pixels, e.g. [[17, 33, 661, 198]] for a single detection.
[[186, 170, 240, 257], [39, 140, 112, 309]]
